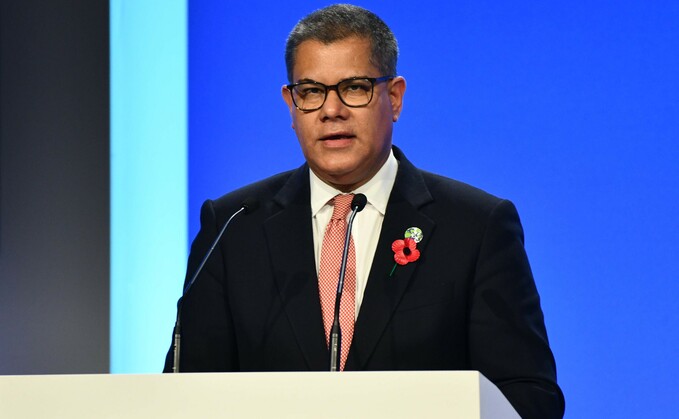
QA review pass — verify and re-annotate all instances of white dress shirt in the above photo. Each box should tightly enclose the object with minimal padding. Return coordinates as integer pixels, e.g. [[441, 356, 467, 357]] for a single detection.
[[310, 150, 399, 319]]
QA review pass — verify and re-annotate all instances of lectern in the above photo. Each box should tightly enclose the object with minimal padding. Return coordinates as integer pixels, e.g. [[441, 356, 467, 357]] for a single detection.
[[0, 371, 520, 418]]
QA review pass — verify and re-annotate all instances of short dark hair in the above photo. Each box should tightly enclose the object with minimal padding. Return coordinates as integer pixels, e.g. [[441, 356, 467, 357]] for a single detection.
[[284, 4, 399, 83]]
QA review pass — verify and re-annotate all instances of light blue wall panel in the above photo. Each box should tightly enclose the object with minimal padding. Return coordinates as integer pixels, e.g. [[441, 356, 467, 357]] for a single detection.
[[110, 0, 187, 373]]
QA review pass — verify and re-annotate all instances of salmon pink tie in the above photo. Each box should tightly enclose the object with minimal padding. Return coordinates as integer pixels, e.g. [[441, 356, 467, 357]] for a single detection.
[[318, 194, 356, 371]]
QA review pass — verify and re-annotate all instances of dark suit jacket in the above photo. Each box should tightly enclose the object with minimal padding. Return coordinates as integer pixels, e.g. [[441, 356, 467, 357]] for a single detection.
[[164, 147, 565, 419]]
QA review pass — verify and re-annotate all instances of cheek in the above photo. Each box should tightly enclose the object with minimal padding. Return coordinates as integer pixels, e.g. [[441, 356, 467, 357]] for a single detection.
[[291, 117, 314, 148], [295, 114, 317, 135], [364, 114, 392, 142], [365, 98, 394, 134]]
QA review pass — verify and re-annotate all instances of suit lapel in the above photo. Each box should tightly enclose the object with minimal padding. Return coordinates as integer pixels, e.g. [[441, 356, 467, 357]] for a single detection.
[[261, 149, 435, 371], [348, 148, 436, 370], [263, 165, 328, 370]]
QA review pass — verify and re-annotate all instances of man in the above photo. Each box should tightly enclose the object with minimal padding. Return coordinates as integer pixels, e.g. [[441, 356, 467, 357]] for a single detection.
[[165, 4, 565, 418]]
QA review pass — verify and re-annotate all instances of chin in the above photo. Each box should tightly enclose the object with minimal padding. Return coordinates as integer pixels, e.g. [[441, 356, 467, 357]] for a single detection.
[[316, 159, 355, 176]]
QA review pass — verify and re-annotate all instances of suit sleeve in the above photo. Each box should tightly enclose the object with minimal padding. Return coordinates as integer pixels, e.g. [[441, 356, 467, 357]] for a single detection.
[[468, 199, 565, 419], [163, 199, 239, 372]]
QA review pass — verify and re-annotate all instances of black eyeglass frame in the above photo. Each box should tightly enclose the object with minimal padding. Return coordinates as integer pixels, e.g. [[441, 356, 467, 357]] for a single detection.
[[285, 75, 396, 111]]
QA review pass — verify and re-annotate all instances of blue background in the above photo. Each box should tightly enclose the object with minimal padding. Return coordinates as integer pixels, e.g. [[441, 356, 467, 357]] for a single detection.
[[161, 1, 679, 417]]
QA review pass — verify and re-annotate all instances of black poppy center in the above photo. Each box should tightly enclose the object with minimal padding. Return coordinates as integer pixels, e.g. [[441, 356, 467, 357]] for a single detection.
[[403, 248, 411, 256]]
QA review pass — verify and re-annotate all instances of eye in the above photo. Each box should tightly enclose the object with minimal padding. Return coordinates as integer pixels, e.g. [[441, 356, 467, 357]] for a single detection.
[[339, 79, 373, 98], [343, 81, 371, 92], [296, 84, 324, 97]]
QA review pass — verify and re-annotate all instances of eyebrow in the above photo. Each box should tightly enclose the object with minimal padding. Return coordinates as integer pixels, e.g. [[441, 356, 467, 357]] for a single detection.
[[294, 76, 372, 84]]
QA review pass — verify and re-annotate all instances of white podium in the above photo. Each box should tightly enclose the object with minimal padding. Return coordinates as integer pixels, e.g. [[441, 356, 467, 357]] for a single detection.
[[0, 371, 519, 418]]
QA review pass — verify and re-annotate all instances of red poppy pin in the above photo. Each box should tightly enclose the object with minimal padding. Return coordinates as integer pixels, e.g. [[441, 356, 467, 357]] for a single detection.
[[389, 227, 423, 277]]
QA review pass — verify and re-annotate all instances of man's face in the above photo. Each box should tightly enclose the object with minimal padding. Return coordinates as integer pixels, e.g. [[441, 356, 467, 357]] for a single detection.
[[282, 36, 405, 192]]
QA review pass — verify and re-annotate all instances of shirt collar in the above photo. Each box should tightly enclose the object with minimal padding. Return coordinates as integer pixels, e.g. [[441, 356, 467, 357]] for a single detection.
[[310, 149, 398, 217]]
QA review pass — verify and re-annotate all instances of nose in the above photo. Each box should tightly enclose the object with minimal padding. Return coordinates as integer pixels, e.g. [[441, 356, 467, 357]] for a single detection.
[[319, 87, 349, 120]]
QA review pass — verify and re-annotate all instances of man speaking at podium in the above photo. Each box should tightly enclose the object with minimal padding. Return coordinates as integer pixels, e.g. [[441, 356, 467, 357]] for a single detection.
[[164, 4, 564, 418]]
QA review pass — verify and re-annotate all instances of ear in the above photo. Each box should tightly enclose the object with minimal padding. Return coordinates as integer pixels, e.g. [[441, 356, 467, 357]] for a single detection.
[[388, 76, 406, 122], [281, 85, 296, 129], [282, 85, 295, 112]]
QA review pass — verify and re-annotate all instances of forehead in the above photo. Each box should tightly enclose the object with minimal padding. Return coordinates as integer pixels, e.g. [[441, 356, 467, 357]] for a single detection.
[[292, 36, 378, 83]]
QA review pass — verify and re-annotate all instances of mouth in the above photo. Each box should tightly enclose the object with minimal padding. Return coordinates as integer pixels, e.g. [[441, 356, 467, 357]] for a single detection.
[[320, 133, 356, 141]]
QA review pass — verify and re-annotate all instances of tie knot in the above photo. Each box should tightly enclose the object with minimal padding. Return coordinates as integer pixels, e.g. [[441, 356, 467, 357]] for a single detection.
[[331, 194, 354, 220]]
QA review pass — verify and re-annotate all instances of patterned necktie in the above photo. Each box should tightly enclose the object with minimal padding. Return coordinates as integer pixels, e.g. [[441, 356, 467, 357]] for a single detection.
[[318, 194, 356, 371]]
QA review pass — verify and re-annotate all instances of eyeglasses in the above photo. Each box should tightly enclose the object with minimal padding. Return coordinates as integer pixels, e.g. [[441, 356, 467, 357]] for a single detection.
[[285, 76, 395, 112]]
